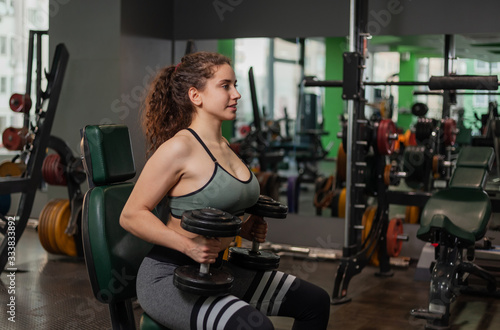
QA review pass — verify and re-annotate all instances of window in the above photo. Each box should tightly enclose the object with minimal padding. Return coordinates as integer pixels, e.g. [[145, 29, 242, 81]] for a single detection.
[[10, 37, 15, 57], [473, 93, 488, 108], [0, 77, 6, 93], [233, 37, 326, 140], [0, 36, 6, 55], [0, 0, 49, 154], [474, 60, 489, 73]]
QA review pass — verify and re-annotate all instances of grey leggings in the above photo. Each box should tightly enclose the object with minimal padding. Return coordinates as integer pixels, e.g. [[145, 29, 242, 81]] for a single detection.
[[137, 257, 330, 329]]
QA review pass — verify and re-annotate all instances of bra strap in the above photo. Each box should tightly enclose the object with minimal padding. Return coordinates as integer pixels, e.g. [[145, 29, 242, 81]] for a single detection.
[[186, 128, 217, 162]]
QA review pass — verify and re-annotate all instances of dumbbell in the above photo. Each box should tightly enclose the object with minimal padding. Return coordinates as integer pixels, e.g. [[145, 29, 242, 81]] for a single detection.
[[228, 195, 287, 270], [174, 207, 241, 296]]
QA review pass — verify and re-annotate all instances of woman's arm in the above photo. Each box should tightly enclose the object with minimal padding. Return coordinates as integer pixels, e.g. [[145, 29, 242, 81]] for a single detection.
[[120, 136, 220, 263]]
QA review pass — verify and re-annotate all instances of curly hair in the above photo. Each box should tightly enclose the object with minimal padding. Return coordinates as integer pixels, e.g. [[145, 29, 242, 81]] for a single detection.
[[142, 51, 231, 157]]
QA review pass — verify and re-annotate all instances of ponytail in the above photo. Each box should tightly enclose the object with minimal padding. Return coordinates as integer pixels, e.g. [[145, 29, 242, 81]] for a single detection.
[[142, 52, 231, 157]]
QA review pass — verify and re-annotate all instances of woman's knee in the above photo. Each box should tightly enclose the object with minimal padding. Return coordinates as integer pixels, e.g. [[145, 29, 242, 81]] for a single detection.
[[224, 305, 275, 330]]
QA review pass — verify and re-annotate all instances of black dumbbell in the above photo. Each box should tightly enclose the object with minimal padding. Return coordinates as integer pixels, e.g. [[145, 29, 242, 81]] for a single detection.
[[174, 207, 241, 296], [228, 195, 287, 271]]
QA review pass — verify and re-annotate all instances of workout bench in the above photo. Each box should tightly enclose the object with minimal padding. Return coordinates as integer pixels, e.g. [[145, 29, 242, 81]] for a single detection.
[[80, 124, 169, 330], [411, 146, 498, 329]]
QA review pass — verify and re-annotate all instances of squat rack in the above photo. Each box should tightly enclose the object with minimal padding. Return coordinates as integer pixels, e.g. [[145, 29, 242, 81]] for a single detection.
[[0, 42, 70, 271], [304, 0, 500, 304]]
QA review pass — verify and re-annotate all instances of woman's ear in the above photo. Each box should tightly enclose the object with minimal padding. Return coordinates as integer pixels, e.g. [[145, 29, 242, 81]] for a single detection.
[[188, 87, 202, 106]]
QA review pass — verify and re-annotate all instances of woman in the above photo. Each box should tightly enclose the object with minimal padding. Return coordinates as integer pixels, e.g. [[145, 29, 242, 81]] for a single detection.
[[120, 51, 330, 330]]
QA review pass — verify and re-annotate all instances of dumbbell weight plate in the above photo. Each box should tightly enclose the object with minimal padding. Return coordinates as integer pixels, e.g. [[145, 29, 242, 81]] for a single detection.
[[174, 265, 233, 296], [246, 195, 288, 218], [228, 247, 279, 271], [175, 207, 240, 296], [228, 195, 287, 271], [181, 208, 241, 237]]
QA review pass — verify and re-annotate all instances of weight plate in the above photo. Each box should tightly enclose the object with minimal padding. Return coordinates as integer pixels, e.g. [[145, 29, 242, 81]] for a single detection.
[[0, 161, 25, 177], [383, 164, 392, 186], [387, 218, 404, 257], [38, 200, 60, 254], [174, 265, 233, 296], [432, 155, 442, 177], [246, 195, 288, 218], [442, 118, 457, 146], [405, 206, 420, 224], [42, 154, 67, 186], [9, 93, 31, 112], [228, 247, 280, 271], [362, 206, 379, 267], [40, 200, 60, 254], [181, 208, 241, 237], [376, 119, 396, 155], [337, 188, 346, 219], [2, 127, 26, 151], [53, 199, 77, 257], [47, 199, 66, 254], [411, 102, 429, 117]]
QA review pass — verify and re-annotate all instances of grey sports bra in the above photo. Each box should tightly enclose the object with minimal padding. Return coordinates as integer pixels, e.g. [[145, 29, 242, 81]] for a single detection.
[[167, 128, 260, 218]]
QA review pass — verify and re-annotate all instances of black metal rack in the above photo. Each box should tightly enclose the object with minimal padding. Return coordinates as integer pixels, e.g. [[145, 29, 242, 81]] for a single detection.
[[0, 42, 70, 271]]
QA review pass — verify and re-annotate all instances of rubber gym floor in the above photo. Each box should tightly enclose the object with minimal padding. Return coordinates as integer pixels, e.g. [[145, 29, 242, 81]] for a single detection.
[[1, 190, 500, 329]]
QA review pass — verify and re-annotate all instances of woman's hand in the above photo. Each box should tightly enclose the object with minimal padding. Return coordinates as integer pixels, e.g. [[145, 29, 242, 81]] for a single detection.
[[239, 214, 268, 243], [185, 236, 221, 264]]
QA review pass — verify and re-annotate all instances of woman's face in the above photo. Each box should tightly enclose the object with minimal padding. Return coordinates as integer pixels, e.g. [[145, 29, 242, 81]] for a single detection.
[[195, 63, 241, 121]]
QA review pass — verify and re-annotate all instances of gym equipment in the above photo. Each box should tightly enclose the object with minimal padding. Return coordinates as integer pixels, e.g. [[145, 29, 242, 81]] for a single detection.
[[411, 146, 498, 329], [411, 102, 429, 117], [375, 119, 397, 155], [404, 206, 420, 224], [2, 127, 32, 151], [386, 218, 404, 258], [9, 93, 32, 113], [174, 208, 241, 296], [228, 195, 287, 271], [81, 124, 169, 330], [0, 161, 26, 177], [0, 41, 69, 272], [38, 199, 77, 257], [302, 3, 495, 304]]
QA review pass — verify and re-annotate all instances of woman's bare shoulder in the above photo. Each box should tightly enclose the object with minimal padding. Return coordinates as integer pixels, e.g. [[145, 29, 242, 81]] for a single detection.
[[153, 129, 195, 160]]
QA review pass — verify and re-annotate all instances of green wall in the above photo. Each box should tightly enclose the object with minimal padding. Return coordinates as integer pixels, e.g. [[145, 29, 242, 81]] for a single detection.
[[323, 37, 347, 157], [397, 53, 417, 130]]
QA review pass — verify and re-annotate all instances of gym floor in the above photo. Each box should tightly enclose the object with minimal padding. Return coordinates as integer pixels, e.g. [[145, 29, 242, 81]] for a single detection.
[[1, 218, 500, 330]]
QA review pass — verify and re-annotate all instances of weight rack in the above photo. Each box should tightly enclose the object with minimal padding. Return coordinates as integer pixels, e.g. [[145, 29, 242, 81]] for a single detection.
[[0, 42, 69, 271]]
